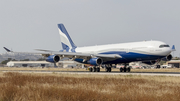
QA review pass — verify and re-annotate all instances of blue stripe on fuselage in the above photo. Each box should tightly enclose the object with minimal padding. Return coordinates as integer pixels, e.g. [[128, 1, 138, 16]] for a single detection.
[[74, 51, 165, 64]]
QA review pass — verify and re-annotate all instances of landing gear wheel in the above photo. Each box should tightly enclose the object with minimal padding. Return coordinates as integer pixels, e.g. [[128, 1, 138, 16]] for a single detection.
[[105, 67, 111, 72], [108, 68, 111, 72], [97, 67, 100, 72], [127, 67, 131, 72], [120, 68, 123, 72], [89, 68, 93, 72], [124, 67, 127, 72], [105, 64, 112, 72], [93, 67, 96, 72], [105, 67, 109, 72]]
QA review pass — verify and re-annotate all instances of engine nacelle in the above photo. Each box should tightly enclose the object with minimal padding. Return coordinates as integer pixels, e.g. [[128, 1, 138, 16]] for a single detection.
[[142, 60, 156, 65], [89, 58, 103, 66], [46, 55, 60, 63], [161, 54, 172, 61]]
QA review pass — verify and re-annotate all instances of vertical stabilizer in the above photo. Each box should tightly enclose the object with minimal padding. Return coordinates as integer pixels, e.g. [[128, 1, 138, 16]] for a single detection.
[[58, 24, 77, 52], [172, 45, 176, 51]]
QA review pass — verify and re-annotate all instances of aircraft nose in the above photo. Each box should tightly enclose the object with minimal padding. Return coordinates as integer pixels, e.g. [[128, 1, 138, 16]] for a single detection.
[[168, 47, 172, 54], [162, 47, 172, 56]]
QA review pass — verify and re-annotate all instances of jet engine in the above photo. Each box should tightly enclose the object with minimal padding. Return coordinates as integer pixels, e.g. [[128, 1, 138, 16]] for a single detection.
[[46, 55, 60, 63], [89, 58, 103, 66], [161, 54, 172, 61]]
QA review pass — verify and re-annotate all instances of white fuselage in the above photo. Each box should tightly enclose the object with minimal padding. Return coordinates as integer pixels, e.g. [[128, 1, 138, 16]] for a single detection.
[[75, 40, 171, 56]]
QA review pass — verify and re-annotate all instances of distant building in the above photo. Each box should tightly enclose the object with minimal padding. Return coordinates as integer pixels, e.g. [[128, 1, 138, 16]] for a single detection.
[[6, 61, 83, 68], [7, 61, 54, 67], [57, 61, 82, 68], [0, 52, 43, 63], [166, 60, 180, 68]]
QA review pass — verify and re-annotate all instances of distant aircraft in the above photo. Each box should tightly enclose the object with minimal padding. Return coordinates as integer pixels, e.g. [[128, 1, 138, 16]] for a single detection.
[[4, 24, 175, 72]]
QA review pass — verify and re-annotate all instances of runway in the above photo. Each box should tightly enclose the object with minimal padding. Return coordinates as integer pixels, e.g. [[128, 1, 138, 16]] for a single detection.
[[1, 70, 180, 77]]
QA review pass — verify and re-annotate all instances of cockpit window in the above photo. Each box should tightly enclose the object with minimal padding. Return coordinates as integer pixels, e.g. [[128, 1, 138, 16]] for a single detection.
[[159, 45, 170, 48]]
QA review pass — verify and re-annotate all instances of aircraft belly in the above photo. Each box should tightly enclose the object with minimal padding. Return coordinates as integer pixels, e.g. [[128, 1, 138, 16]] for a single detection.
[[74, 51, 165, 65]]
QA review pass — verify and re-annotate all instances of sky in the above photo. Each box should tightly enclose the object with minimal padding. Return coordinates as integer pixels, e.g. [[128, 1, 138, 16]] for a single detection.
[[0, 0, 180, 57]]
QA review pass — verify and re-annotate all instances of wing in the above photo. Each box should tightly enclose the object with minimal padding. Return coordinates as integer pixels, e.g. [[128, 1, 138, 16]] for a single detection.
[[4, 47, 122, 62], [37, 49, 122, 61]]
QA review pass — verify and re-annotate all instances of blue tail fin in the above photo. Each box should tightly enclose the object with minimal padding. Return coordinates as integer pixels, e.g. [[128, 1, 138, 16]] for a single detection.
[[58, 24, 77, 52], [172, 45, 176, 51]]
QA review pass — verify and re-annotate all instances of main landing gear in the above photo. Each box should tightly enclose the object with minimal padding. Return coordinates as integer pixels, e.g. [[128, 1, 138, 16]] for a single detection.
[[89, 64, 113, 72], [89, 64, 112, 72], [105, 64, 112, 72], [89, 64, 131, 73], [89, 66, 100, 72], [120, 64, 131, 72]]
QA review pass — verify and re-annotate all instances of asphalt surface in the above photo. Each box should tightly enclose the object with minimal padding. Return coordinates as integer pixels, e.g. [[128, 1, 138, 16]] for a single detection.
[[1, 70, 180, 76]]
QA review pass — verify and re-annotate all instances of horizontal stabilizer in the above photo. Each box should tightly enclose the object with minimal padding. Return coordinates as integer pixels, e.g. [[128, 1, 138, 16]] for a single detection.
[[3, 47, 12, 52]]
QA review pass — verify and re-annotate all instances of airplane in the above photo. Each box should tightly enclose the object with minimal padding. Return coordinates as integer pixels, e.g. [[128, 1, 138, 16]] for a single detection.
[[4, 24, 175, 72]]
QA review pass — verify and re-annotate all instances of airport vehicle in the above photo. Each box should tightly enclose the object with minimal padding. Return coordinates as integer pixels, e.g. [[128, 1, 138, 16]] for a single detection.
[[4, 24, 175, 72]]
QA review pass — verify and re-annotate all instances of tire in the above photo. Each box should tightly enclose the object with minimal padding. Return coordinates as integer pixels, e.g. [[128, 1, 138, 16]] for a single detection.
[[127, 67, 131, 72], [89, 68, 93, 72], [157, 65, 160, 69], [124, 68, 127, 72], [97, 68, 100, 72], [105, 67, 109, 72], [93, 67, 96, 72], [120, 68, 123, 72], [109, 68, 111, 72]]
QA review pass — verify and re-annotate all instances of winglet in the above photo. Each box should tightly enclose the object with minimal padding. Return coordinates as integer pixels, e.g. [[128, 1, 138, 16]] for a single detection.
[[3, 47, 12, 52], [172, 45, 176, 51]]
